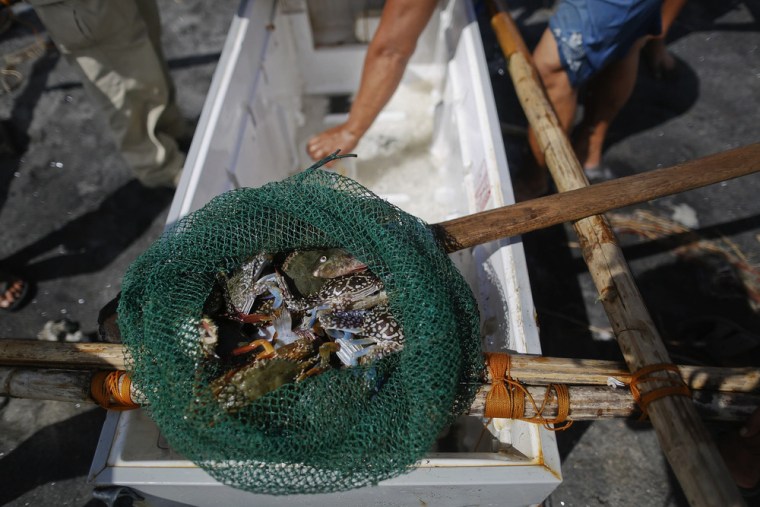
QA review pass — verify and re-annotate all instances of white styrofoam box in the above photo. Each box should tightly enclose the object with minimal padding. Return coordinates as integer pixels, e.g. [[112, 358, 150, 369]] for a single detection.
[[93, 0, 560, 505]]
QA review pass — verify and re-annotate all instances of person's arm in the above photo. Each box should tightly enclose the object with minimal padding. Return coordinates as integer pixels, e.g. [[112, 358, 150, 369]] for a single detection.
[[306, 0, 438, 161]]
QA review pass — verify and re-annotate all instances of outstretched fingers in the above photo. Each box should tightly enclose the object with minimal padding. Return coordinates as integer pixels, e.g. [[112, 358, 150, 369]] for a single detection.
[[306, 124, 360, 162]]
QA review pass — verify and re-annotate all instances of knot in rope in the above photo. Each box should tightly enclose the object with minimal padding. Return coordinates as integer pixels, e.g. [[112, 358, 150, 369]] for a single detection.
[[484, 353, 573, 431], [629, 363, 691, 420]]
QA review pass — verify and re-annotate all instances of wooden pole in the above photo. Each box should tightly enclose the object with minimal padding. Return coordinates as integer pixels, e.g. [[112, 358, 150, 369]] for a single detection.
[[1, 366, 757, 422], [487, 1, 746, 505], [0, 367, 93, 403], [433, 143, 760, 252]]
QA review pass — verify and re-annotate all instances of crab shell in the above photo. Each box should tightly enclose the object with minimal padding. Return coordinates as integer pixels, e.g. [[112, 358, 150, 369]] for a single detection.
[[211, 357, 311, 411], [286, 271, 385, 313], [210, 336, 322, 412], [281, 248, 367, 296]]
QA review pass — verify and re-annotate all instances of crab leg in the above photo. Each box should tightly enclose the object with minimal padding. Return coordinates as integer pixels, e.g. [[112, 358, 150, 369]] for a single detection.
[[231, 339, 275, 358]]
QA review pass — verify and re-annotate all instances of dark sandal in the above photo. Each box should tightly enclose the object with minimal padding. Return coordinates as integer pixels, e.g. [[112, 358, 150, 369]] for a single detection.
[[0, 275, 29, 311]]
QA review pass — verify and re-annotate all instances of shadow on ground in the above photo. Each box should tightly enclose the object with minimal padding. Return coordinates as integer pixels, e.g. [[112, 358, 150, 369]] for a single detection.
[[0, 407, 106, 506], [1, 181, 174, 281]]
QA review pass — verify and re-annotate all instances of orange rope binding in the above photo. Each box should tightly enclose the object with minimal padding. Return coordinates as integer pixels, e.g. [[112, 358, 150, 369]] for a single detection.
[[91, 370, 141, 411], [629, 363, 691, 420], [484, 353, 573, 431]]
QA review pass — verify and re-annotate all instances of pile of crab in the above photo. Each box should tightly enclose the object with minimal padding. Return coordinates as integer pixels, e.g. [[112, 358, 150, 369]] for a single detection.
[[199, 249, 403, 413]]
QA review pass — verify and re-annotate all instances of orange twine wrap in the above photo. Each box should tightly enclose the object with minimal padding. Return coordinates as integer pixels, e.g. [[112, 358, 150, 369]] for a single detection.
[[484, 353, 573, 431], [629, 363, 691, 420], [91, 370, 141, 411]]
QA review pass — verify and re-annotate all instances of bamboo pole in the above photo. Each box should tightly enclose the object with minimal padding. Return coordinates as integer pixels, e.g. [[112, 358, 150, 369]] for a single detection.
[[0, 340, 127, 370], [434, 143, 760, 252], [2, 366, 757, 422], [500, 355, 760, 394], [469, 383, 759, 421], [0, 340, 757, 391], [2, 340, 758, 393], [487, 1, 746, 505]]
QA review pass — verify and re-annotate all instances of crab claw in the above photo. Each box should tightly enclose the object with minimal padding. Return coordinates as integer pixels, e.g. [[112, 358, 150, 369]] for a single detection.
[[305, 304, 331, 328], [329, 332, 376, 366], [297, 342, 342, 381], [319, 342, 341, 366], [272, 307, 299, 346]]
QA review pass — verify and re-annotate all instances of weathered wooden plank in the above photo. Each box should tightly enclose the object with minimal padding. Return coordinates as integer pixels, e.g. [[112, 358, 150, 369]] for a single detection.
[[0, 367, 92, 403]]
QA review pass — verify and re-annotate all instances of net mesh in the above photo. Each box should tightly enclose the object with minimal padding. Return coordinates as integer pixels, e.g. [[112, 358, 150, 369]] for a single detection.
[[118, 160, 483, 494]]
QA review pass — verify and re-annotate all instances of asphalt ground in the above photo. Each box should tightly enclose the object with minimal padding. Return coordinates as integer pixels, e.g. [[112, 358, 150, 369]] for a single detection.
[[0, 2, 238, 506], [1, 1, 759, 506]]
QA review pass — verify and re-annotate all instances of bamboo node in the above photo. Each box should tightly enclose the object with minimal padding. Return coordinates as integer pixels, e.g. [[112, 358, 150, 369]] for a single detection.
[[484, 353, 573, 431], [91, 370, 140, 411], [628, 363, 691, 420]]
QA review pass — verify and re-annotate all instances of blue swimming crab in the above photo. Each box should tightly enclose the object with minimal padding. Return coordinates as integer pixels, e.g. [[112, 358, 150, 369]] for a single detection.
[[215, 249, 368, 323], [211, 253, 273, 321], [280, 248, 367, 296], [318, 305, 404, 366], [277, 262, 401, 367], [210, 333, 339, 412], [204, 247, 404, 410], [282, 271, 387, 313]]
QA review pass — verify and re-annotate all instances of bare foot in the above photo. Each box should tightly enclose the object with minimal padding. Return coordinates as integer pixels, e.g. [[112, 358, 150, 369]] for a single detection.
[[306, 123, 361, 162]]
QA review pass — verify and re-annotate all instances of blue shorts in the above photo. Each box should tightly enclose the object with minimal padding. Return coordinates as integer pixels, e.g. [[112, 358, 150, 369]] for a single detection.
[[549, 0, 663, 87]]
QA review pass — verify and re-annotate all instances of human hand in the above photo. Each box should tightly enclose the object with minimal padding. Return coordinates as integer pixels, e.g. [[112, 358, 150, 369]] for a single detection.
[[306, 123, 361, 163]]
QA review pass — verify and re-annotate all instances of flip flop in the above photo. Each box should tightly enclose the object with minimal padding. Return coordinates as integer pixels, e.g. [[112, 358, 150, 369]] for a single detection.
[[0, 274, 29, 311]]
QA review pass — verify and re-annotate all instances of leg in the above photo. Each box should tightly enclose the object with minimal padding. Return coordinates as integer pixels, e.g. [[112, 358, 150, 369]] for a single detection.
[[573, 37, 647, 171], [533, 28, 578, 135], [660, 0, 688, 35], [642, 0, 687, 79], [518, 28, 578, 200], [29, 0, 185, 187], [134, 0, 189, 140]]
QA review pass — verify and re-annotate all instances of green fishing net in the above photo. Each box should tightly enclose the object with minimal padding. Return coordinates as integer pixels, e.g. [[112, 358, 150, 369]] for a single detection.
[[118, 156, 483, 495]]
